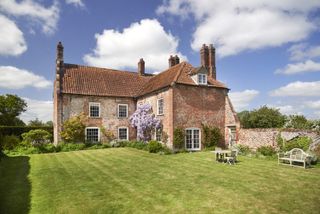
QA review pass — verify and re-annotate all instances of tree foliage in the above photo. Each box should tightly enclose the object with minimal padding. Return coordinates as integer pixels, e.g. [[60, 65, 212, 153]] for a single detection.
[[173, 127, 185, 149], [0, 94, 27, 126], [202, 124, 222, 148], [22, 129, 52, 146], [285, 115, 312, 129], [130, 103, 161, 141], [238, 106, 286, 128], [61, 113, 87, 143]]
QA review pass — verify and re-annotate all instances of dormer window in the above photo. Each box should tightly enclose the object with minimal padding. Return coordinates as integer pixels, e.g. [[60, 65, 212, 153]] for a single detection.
[[197, 74, 207, 85]]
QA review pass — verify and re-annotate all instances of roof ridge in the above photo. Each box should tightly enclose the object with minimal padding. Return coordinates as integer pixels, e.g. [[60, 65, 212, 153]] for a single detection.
[[173, 62, 186, 83]]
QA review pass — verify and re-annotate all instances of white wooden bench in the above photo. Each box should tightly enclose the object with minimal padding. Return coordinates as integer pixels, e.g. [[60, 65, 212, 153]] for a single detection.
[[278, 148, 312, 169]]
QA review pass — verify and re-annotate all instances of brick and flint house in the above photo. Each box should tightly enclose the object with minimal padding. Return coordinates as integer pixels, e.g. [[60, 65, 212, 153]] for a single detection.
[[53, 42, 239, 150]]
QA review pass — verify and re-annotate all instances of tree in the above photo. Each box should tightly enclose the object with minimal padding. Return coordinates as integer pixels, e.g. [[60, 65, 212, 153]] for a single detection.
[[285, 115, 312, 130], [0, 94, 27, 126], [130, 103, 161, 141], [22, 129, 52, 146], [61, 113, 87, 143], [28, 118, 46, 126], [238, 106, 286, 128]]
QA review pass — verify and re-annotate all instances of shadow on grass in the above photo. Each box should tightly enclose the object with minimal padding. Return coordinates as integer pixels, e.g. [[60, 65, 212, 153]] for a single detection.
[[0, 155, 31, 214]]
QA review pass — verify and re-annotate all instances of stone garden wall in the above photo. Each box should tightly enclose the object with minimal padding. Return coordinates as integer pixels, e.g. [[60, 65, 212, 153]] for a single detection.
[[238, 128, 319, 150]]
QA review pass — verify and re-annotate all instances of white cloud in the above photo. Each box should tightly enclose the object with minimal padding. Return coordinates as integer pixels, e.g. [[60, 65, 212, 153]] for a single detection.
[[288, 43, 320, 61], [0, 15, 27, 56], [229, 89, 260, 111], [269, 105, 302, 115], [65, 0, 85, 8], [275, 60, 320, 75], [0, 0, 60, 34], [270, 81, 320, 97], [157, 0, 320, 57], [83, 19, 186, 71], [305, 100, 320, 109], [20, 98, 53, 123], [0, 66, 51, 89]]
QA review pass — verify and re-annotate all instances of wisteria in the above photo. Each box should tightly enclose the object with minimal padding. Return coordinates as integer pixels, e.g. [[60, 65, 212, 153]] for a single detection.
[[130, 103, 161, 141]]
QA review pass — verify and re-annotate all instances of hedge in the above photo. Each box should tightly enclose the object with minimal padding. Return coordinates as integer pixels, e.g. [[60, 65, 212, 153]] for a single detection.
[[0, 126, 53, 139]]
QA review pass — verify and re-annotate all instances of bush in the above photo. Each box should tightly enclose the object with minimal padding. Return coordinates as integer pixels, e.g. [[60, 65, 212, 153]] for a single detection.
[[0, 126, 53, 140], [61, 113, 86, 143], [202, 124, 222, 148], [148, 140, 164, 153], [22, 129, 52, 146], [257, 146, 276, 156], [127, 141, 148, 150], [284, 136, 312, 151], [38, 144, 57, 153], [237, 144, 251, 155], [276, 134, 285, 151], [1, 135, 20, 150], [110, 140, 129, 148], [173, 127, 184, 150], [58, 143, 86, 152]]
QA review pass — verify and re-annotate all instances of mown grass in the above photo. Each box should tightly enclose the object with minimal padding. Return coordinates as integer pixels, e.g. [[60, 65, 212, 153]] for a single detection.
[[1, 148, 320, 214]]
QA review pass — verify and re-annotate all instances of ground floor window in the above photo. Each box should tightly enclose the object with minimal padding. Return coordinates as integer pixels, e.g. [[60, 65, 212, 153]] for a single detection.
[[155, 126, 162, 142], [185, 128, 200, 150], [86, 127, 100, 142], [118, 127, 128, 141]]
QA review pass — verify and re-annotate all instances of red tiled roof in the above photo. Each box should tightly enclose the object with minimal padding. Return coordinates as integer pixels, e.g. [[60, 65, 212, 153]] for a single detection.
[[61, 62, 228, 98]]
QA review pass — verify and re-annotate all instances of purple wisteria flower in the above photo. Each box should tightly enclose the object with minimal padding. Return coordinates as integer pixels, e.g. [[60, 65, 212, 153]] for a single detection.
[[130, 103, 161, 141]]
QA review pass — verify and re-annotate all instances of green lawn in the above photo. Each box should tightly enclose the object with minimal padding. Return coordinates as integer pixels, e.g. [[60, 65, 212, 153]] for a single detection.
[[1, 148, 320, 214]]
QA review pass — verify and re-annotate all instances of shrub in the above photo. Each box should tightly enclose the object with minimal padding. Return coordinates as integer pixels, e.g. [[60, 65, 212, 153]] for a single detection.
[[38, 144, 57, 153], [61, 113, 87, 143], [148, 140, 164, 153], [237, 144, 251, 155], [58, 143, 86, 152], [0, 126, 53, 140], [173, 127, 184, 150], [284, 136, 312, 151], [202, 124, 222, 148], [110, 140, 129, 148], [276, 133, 285, 151], [1, 135, 20, 150], [22, 129, 52, 146], [127, 141, 148, 150], [257, 146, 276, 156]]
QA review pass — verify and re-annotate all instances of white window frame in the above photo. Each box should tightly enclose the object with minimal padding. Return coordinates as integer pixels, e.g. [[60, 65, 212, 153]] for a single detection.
[[185, 128, 201, 151], [154, 126, 162, 142], [157, 98, 164, 115], [118, 104, 128, 118], [197, 73, 207, 85], [118, 127, 129, 141], [89, 102, 100, 118], [85, 127, 100, 142]]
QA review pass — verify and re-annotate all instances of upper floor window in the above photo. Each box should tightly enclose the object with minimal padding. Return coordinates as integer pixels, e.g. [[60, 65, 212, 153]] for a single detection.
[[157, 98, 164, 115], [89, 102, 100, 118], [197, 74, 207, 85], [118, 104, 128, 118]]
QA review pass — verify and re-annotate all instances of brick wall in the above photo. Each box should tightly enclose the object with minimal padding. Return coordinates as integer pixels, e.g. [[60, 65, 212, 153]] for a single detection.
[[173, 84, 228, 149], [60, 94, 136, 142], [238, 128, 319, 149]]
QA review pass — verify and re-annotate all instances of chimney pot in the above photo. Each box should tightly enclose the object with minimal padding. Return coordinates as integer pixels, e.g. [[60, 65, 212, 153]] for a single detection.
[[168, 55, 175, 68], [174, 55, 180, 65]]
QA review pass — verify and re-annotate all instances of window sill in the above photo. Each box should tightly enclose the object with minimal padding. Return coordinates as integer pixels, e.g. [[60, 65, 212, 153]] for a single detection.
[[157, 114, 164, 116], [89, 116, 101, 119]]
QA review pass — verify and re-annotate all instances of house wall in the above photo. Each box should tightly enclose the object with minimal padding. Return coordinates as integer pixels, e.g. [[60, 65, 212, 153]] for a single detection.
[[59, 94, 136, 142], [173, 84, 228, 149], [137, 88, 174, 147], [225, 96, 240, 146]]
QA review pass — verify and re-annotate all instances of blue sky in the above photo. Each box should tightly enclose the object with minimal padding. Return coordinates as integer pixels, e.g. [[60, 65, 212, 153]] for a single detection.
[[0, 0, 320, 123]]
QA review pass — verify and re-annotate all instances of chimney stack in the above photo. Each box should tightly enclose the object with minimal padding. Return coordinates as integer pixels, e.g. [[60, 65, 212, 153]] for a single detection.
[[208, 44, 216, 79], [138, 58, 145, 75], [200, 44, 216, 79], [56, 41, 64, 76], [169, 55, 180, 68]]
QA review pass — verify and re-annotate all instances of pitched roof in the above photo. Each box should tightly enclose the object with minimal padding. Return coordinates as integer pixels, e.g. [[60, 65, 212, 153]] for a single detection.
[[61, 64, 152, 97], [60, 62, 228, 98]]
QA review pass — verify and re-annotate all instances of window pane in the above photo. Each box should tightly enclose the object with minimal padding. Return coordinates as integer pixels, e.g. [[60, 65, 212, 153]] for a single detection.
[[118, 105, 127, 118], [119, 128, 128, 140], [89, 103, 100, 117], [156, 127, 162, 141], [86, 128, 99, 142], [158, 99, 164, 115], [193, 130, 200, 149], [186, 130, 192, 149]]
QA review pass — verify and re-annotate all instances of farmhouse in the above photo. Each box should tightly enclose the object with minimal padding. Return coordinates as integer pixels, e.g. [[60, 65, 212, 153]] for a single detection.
[[53, 42, 239, 150]]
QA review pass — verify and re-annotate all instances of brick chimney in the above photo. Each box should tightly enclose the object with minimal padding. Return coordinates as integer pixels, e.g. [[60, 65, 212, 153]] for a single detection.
[[138, 58, 145, 75], [169, 55, 180, 68], [200, 44, 216, 79], [208, 44, 216, 79]]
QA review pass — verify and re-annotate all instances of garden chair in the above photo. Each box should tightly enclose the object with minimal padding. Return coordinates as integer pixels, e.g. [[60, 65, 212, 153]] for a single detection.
[[225, 150, 237, 165]]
